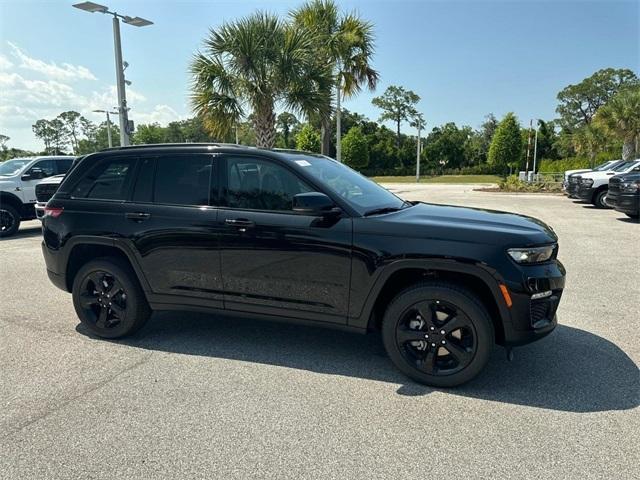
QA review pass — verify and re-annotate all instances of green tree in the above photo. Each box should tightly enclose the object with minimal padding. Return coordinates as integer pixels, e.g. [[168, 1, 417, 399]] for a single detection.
[[423, 123, 471, 170], [291, 0, 378, 155], [32, 119, 54, 153], [556, 68, 638, 128], [133, 123, 165, 145], [58, 111, 83, 153], [190, 12, 332, 148], [341, 126, 369, 168], [0, 134, 9, 152], [488, 113, 523, 172], [595, 86, 640, 160], [276, 112, 299, 148], [295, 124, 321, 152], [372, 85, 420, 152]]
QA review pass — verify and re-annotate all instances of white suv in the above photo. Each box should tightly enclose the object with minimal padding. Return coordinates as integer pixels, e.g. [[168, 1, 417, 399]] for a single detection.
[[0, 156, 75, 237], [576, 159, 640, 208]]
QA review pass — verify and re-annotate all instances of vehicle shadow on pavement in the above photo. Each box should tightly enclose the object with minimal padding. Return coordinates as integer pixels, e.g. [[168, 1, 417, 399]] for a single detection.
[[1, 226, 41, 241], [77, 312, 639, 413]]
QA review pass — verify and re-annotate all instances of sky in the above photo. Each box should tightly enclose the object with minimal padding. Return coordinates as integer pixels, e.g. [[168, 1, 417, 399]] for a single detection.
[[0, 0, 638, 151]]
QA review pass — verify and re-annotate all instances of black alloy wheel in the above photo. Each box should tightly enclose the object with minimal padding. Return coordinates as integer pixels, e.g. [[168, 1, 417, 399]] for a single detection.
[[382, 283, 494, 387], [72, 258, 151, 338], [395, 299, 477, 376]]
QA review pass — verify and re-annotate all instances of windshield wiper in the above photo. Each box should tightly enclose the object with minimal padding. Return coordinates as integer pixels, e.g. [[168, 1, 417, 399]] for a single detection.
[[363, 206, 404, 217]]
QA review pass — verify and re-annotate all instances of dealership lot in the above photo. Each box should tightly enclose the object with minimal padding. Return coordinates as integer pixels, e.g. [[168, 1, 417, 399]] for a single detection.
[[1, 184, 638, 480]]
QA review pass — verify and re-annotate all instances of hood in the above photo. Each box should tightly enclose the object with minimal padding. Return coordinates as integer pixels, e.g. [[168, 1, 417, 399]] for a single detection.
[[358, 202, 557, 247], [580, 170, 619, 180], [565, 168, 591, 179]]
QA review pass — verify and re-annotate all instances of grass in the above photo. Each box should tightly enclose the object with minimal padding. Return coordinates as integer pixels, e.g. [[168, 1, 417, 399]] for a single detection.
[[371, 174, 503, 184]]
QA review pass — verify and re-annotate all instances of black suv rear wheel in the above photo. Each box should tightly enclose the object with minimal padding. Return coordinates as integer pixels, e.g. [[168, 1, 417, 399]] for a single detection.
[[382, 282, 494, 387], [72, 257, 151, 338]]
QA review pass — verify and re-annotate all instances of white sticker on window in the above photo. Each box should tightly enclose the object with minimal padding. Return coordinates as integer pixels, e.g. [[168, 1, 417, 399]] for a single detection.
[[295, 160, 311, 167]]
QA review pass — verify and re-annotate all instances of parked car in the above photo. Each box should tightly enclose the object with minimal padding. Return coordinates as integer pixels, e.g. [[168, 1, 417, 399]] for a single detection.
[[606, 171, 640, 219], [577, 160, 640, 208], [0, 156, 75, 236], [41, 144, 565, 387], [35, 156, 85, 220], [562, 160, 620, 194]]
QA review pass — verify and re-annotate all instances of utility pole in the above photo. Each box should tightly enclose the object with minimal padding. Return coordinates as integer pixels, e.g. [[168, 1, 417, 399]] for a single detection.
[[73, 2, 153, 147], [93, 109, 118, 148], [525, 119, 533, 181], [532, 121, 539, 178], [336, 77, 342, 162], [415, 122, 422, 182]]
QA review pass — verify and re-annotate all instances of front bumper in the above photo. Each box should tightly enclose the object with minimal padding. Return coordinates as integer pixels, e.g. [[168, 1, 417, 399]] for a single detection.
[[611, 192, 640, 215], [577, 185, 595, 201], [500, 259, 565, 347], [566, 182, 580, 198]]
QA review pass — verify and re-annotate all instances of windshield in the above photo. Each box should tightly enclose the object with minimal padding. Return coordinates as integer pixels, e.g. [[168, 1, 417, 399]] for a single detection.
[[285, 154, 406, 215], [594, 160, 620, 171], [0, 158, 32, 176], [612, 161, 637, 172]]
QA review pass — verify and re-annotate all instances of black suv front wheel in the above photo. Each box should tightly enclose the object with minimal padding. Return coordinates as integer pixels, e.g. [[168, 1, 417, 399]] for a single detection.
[[382, 282, 494, 387], [72, 257, 151, 338]]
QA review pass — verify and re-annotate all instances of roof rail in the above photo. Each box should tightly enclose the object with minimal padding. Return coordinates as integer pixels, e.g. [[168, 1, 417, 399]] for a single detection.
[[98, 142, 254, 152]]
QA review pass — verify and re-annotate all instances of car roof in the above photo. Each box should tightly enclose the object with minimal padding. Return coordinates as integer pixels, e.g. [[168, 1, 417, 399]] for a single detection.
[[96, 143, 321, 162]]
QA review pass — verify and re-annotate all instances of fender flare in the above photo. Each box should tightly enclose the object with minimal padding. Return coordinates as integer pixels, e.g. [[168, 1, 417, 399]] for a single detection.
[[350, 258, 510, 329], [62, 236, 152, 293], [0, 191, 24, 209]]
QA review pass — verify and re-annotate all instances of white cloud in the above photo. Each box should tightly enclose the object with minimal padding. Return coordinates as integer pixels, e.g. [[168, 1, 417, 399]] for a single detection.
[[134, 104, 184, 126], [7, 41, 96, 81], [0, 54, 13, 70]]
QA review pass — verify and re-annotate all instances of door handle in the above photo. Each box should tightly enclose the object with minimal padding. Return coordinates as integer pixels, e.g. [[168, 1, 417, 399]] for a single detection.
[[225, 218, 255, 231], [125, 212, 151, 221]]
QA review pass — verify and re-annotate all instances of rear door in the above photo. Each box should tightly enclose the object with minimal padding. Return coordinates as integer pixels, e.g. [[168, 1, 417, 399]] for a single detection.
[[127, 153, 224, 307], [217, 154, 352, 324]]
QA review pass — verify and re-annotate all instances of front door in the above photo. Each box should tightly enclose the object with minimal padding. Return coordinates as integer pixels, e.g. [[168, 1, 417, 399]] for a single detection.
[[21, 159, 56, 203], [218, 155, 352, 324]]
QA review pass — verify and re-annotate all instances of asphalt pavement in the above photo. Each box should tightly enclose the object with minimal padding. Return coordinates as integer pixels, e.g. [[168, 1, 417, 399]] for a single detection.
[[1, 184, 638, 479]]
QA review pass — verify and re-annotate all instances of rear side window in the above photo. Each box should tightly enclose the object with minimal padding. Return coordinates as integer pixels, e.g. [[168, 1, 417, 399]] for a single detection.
[[132, 157, 155, 203], [72, 157, 135, 200], [153, 155, 212, 206], [56, 159, 74, 175]]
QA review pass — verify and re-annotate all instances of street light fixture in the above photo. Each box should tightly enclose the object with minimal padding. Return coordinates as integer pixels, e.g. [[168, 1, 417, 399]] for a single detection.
[[73, 2, 153, 147], [93, 109, 119, 148]]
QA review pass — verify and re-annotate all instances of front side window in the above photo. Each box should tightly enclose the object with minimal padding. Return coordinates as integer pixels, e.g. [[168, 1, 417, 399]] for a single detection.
[[225, 157, 312, 211], [153, 155, 212, 206], [284, 154, 406, 215], [27, 160, 56, 178], [72, 157, 135, 200]]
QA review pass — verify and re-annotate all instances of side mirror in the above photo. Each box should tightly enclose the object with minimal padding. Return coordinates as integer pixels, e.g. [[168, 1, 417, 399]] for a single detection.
[[293, 192, 340, 216], [22, 168, 44, 181]]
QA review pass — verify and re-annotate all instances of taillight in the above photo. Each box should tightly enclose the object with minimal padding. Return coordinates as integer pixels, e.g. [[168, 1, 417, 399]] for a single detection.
[[44, 206, 64, 218]]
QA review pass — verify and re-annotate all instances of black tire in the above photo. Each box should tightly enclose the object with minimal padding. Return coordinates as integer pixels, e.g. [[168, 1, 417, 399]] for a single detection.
[[72, 257, 151, 339], [593, 189, 609, 209], [382, 282, 494, 387], [0, 204, 21, 237]]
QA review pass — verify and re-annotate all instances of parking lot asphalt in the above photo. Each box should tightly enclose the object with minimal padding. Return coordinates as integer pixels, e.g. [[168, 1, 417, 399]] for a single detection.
[[1, 184, 638, 479]]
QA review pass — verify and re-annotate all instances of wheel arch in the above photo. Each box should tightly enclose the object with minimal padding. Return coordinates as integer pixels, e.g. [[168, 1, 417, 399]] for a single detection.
[[358, 260, 508, 344], [64, 237, 151, 293], [0, 191, 24, 210]]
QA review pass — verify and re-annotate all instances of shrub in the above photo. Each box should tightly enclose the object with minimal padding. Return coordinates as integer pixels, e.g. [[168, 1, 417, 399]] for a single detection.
[[295, 124, 321, 153], [488, 113, 523, 172], [341, 126, 369, 168], [498, 175, 562, 192]]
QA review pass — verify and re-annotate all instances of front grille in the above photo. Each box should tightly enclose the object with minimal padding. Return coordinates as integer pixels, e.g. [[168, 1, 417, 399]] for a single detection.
[[35, 183, 59, 203]]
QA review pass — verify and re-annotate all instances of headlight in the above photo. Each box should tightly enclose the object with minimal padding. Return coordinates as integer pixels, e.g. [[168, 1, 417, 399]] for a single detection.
[[507, 245, 556, 264], [580, 178, 594, 186], [621, 181, 639, 193]]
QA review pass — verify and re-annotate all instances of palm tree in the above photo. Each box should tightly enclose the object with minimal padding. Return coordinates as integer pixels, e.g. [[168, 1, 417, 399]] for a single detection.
[[595, 86, 640, 160], [190, 12, 332, 148], [291, 0, 379, 160], [572, 122, 607, 167]]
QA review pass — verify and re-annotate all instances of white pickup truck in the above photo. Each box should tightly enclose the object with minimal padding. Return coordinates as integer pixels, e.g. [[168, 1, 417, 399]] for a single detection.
[[576, 159, 640, 207], [0, 156, 75, 237]]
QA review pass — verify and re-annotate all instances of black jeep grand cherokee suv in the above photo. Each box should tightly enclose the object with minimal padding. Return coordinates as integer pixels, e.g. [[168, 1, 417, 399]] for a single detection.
[[42, 144, 565, 387]]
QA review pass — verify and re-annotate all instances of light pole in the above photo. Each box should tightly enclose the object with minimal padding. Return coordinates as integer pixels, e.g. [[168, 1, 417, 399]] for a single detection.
[[93, 109, 118, 147], [411, 112, 425, 183], [73, 2, 153, 147], [532, 120, 540, 177]]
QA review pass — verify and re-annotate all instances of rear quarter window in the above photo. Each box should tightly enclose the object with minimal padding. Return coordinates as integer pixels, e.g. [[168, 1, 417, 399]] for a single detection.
[[71, 157, 136, 201]]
